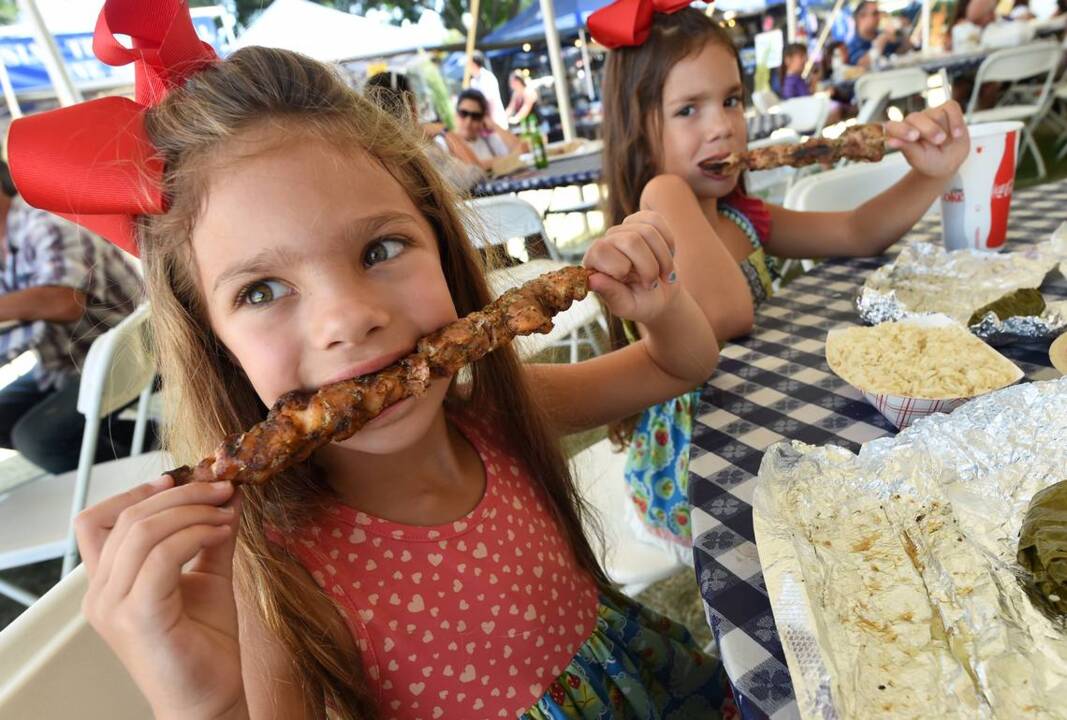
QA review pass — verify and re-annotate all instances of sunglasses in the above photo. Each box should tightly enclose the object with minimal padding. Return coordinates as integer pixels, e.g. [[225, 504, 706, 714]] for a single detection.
[[457, 109, 485, 120]]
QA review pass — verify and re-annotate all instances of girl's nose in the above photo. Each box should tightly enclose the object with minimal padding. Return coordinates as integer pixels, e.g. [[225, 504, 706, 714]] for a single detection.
[[306, 276, 392, 351], [704, 112, 733, 144]]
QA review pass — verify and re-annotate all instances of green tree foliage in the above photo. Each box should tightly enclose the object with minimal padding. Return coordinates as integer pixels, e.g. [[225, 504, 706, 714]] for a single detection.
[[352, 0, 532, 37], [190, 0, 532, 38], [0, 0, 18, 25]]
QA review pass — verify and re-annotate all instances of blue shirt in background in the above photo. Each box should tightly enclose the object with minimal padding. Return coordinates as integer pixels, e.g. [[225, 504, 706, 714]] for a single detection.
[[847, 35, 900, 64]]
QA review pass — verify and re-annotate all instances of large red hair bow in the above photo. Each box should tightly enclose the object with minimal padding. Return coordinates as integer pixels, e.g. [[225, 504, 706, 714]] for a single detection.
[[7, 0, 217, 256], [587, 0, 695, 49]]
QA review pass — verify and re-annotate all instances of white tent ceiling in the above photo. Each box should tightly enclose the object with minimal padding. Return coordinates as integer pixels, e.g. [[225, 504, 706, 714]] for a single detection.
[[234, 0, 446, 62]]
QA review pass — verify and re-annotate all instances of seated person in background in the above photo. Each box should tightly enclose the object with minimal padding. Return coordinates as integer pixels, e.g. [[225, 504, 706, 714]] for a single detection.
[[364, 71, 484, 192], [948, 0, 996, 49], [454, 88, 527, 172], [848, 0, 908, 68], [779, 44, 846, 123], [779, 43, 812, 98], [0, 161, 146, 473], [1009, 0, 1035, 20], [824, 40, 858, 110], [505, 71, 539, 126], [948, 0, 1002, 108]]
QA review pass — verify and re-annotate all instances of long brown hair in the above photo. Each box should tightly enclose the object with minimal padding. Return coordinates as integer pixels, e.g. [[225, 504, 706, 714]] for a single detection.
[[599, 9, 739, 444], [139, 46, 607, 719]]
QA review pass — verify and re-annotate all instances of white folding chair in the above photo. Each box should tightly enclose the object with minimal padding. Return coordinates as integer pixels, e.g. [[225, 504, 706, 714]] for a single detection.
[[465, 197, 605, 362], [0, 566, 151, 719], [543, 184, 603, 259], [465, 195, 565, 261], [783, 151, 912, 212], [570, 439, 684, 597], [854, 67, 931, 118], [1053, 83, 1067, 161], [750, 89, 781, 115], [965, 42, 1061, 179], [61, 303, 156, 576], [855, 90, 891, 125], [0, 304, 157, 605], [776, 95, 831, 137], [777, 152, 914, 283]]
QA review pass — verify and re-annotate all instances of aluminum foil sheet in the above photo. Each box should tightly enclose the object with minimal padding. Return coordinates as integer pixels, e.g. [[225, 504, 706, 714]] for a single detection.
[[752, 377, 1067, 720], [857, 239, 1067, 345]]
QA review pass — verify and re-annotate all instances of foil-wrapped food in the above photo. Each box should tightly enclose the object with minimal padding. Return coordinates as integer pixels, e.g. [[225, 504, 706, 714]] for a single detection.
[[753, 377, 1067, 719], [857, 241, 1067, 344]]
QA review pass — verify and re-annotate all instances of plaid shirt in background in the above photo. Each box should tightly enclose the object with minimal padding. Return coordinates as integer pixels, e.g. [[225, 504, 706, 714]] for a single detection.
[[0, 197, 144, 390]]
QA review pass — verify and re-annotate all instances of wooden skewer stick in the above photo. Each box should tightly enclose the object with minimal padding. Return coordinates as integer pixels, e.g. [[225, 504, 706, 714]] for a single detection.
[[168, 266, 593, 487]]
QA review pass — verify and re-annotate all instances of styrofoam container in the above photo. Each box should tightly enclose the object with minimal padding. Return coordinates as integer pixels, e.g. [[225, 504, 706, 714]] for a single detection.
[[826, 315, 1024, 429]]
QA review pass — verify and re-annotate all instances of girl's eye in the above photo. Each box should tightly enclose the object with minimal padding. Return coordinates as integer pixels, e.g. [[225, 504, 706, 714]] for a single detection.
[[725, 95, 743, 109], [364, 238, 406, 267], [237, 279, 291, 307], [675, 105, 695, 118]]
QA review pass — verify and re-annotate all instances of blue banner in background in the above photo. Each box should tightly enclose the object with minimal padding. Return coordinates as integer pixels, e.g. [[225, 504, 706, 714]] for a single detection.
[[0, 16, 225, 94]]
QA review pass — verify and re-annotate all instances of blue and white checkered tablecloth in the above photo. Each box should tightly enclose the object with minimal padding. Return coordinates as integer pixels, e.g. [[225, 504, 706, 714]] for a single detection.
[[472, 151, 603, 197], [472, 114, 792, 197], [746, 113, 791, 142], [887, 48, 988, 75], [688, 179, 1067, 720]]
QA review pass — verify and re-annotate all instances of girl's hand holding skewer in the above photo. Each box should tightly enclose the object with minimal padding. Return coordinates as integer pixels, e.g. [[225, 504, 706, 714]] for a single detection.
[[75, 477, 247, 720], [885, 101, 970, 180], [583, 210, 679, 326]]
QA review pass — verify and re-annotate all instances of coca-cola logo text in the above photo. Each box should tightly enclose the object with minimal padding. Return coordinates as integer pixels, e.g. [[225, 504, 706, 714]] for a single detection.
[[943, 189, 963, 202], [991, 181, 1013, 199]]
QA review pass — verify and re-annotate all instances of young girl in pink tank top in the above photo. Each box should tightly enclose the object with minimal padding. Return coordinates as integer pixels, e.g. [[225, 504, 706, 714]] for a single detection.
[[20, 2, 734, 717]]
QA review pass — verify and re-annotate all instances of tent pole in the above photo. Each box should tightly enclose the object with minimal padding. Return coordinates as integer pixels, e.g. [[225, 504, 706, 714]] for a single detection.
[[463, 0, 481, 88], [786, 0, 798, 42], [0, 60, 22, 119], [540, 0, 575, 141], [920, 0, 931, 52], [803, 0, 847, 78], [18, 0, 81, 106], [578, 27, 595, 100]]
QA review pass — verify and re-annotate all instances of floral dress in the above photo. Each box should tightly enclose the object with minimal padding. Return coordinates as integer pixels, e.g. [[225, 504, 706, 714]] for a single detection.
[[277, 416, 734, 719], [623, 192, 775, 562]]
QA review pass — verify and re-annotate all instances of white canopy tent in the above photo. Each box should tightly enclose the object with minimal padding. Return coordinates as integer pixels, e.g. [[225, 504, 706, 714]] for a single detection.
[[15, 0, 83, 107], [234, 0, 447, 63], [0, 1, 234, 116]]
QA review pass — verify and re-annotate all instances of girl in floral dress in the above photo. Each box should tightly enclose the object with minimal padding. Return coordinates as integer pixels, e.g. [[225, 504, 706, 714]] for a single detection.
[[593, 0, 970, 560]]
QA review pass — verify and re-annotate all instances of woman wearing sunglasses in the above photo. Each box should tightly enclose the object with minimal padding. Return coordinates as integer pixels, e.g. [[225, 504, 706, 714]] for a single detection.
[[454, 88, 527, 172]]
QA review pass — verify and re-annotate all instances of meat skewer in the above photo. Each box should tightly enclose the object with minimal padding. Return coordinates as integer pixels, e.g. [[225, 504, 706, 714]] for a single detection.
[[169, 265, 593, 486], [700, 123, 887, 175]]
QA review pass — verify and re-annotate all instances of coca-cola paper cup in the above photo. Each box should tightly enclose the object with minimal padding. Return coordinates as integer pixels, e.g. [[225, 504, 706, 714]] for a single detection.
[[940, 121, 1023, 252]]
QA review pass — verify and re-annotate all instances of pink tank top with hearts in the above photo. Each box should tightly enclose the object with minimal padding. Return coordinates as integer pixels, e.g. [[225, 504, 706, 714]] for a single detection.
[[281, 418, 600, 720]]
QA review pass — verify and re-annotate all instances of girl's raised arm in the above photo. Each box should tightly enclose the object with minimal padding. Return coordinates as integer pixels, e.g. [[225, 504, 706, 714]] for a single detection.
[[764, 102, 970, 259], [526, 211, 719, 434], [640, 174, 756, 340]]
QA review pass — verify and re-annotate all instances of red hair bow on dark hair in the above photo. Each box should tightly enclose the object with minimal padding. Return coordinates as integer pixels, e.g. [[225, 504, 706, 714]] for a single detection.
[[587, 0, 696, 49], [7, 0, 217, 256]]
